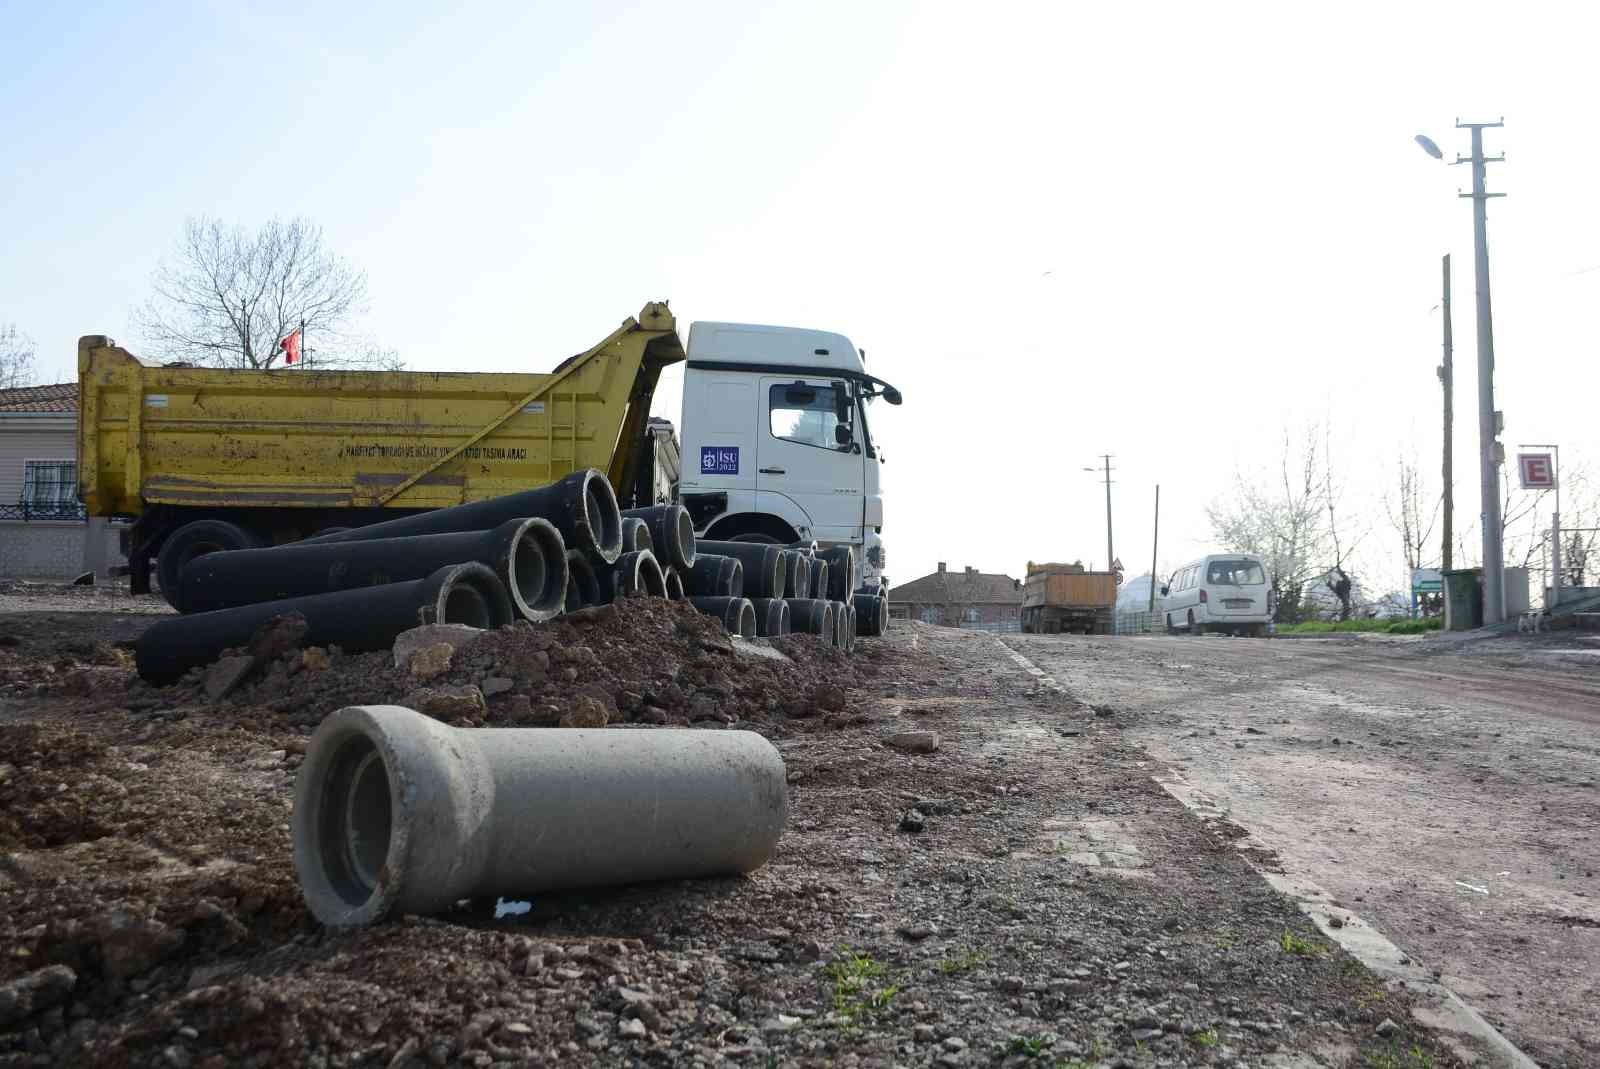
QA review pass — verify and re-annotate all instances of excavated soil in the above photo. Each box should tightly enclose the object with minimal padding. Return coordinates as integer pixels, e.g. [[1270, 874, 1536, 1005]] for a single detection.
[[0, 596, 1470, 1069]]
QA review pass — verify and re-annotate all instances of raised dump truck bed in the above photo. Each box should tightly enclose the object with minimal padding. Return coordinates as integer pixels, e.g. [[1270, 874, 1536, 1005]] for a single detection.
[[78, 302, 684, 599], [1021, 561, 1117, 634]]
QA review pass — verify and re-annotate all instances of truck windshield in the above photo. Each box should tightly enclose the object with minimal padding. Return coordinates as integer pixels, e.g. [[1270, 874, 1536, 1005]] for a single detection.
[[1207, 560, 1266, 585]]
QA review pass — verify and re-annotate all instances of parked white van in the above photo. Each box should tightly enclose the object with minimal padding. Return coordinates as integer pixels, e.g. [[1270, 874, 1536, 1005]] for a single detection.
[[1160, 554, 1274, 636]]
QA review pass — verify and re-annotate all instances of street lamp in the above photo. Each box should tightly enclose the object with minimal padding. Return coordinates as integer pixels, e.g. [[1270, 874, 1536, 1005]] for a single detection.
[[1416, 123, 1507, 624]]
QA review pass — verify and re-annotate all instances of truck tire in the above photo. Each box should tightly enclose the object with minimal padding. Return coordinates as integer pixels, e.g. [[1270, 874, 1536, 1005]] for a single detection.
[[158, 519, 262, 612]]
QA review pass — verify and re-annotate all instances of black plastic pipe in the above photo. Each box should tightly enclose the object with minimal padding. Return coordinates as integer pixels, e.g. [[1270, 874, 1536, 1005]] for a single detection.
[[621, 517, 654, 556], [750, 597, 790, 637], [808, 558, 829, 602], [599, 550, 667, 601], [621, 504, 696, 572], [684, 554, 743, 598], [695, 540, 785, 599], [299, 468, 623, 564], [179, 517, 566, 622], [853, 592, 883, 637], [689, 596, 757, 638], [136, 562, 513, 685], [788, 598, 835, 640], [782, 551, 811, 600], [662, 567, 686, 601], [565, 550, 601, 611], [820, 545, 855, 602]]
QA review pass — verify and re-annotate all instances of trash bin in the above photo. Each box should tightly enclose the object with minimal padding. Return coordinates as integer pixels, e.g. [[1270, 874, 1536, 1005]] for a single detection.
[[1442, 568, 1483, 631]]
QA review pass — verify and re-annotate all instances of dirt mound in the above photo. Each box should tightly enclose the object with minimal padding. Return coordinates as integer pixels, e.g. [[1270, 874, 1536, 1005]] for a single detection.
[[135, 595, 883, 735]]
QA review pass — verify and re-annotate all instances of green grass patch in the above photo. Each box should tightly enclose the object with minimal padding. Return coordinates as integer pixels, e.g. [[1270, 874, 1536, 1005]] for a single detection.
[[1364, 1043, 1436, 1069], [1192, 1029, 1220, 1048], [936, 948, 990, 975], [1279, 929, 1328, 956], [826, 946, 899, 1027], [1277, 617, 1441, 635]]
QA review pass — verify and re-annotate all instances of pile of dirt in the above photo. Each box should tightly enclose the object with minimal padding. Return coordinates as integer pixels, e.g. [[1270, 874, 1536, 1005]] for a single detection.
[[127, 595, 887, 737]]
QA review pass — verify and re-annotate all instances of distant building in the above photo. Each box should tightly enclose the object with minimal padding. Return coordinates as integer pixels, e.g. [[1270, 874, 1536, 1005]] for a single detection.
[[0, 383, 122, 579], [887, 562, 1023, 629]]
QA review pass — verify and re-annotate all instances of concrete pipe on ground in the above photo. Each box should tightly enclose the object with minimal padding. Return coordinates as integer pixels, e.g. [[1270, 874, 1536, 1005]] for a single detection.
[[136, 562, 513, 685], [291, 704, 787, 926], [662, 567, 686, 601], [844, 604, 858, 651], [689, 596, 758, 638], [565, 550, 601, 612], [750, 597, 790, 637], [853, 592, 883, 637], [695, 541, 785, 599], [684, 554, 743, 598], [782, 551, 811, 600], [180, 517, 567, 622], [788, 598, 835, 641], [300, 468, 623, 565], [599, 549, 667, 602], [621, 504, 696, 572], [808, 558, 830, 603], [620, 517, 654, 557], [820, 545, 855, 602]]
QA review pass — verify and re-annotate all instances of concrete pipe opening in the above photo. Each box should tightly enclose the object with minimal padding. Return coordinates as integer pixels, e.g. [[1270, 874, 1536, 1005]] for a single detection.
[[663, 567, 686, 601], [734, 599, 757, 639], [779, 600, 792, 635], [434, 563, 512, 629], [581, 471, 623, 563], [637, 551, 667, 598], [314, 734, 394, 912], [671, 508, 696, 569], [506, 518, 567, 621], [621, 517, 654, 556]]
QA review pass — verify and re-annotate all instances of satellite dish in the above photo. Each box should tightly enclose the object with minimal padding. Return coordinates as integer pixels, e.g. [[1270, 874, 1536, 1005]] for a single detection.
[[1414, 134, 1444, 160]]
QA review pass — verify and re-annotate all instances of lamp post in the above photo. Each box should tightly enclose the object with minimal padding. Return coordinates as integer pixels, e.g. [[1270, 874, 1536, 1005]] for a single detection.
[[1416, 122, 1506, 623]]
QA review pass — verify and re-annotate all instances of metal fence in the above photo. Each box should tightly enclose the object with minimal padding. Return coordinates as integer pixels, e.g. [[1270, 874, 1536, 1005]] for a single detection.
[[0, 502, 87, 522], [959, 620, 1022, 633], [1113, 610, 1160, 636]]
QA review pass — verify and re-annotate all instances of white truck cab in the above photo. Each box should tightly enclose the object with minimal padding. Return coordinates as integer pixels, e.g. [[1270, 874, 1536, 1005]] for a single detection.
[[675, 319, 901, 594]]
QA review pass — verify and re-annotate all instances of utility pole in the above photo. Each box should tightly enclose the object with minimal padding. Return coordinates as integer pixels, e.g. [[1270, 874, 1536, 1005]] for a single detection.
[[1082, 456, 1115, 578], [1438, 254, 1453, 571], [1457, 120, 1506, 624], [1147, 484, 1160, 614]]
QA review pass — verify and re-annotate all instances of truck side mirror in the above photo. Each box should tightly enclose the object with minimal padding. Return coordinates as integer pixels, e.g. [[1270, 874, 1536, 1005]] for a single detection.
[[834, 423, 853, 446], [883, 386, 902, 405]]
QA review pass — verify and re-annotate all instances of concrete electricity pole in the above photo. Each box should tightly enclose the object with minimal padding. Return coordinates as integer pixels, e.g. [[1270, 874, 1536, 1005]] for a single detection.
[[1458, 120, 1506, 624], [1147, 484, 1160, 614], [1439, 254, 1453, 571]]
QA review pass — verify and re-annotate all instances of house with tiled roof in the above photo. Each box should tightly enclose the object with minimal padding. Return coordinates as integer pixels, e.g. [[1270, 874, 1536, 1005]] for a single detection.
[[0, 382, 123, 578], [886, 562, 1024, 630]]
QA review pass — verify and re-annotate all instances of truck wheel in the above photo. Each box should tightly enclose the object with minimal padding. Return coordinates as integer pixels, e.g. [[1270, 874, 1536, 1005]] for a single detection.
[[158, 520, 262, 612]]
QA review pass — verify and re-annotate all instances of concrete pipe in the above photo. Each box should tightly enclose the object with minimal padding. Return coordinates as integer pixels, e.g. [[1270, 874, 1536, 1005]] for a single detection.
[[136, 562, 513, 685], [662, 567, 687, 601], [750, 597, 790, 637], [788, 598, 835, 641], [782, 551, 811, 600], [820, 545, 855, 602], [845, 604, 858, 651], [853, 592, 882, 637], [621, 504, 696, 572], [684, 554, 743, 598], [620, 517, 655, 557], [180, 517, 568, 623], [808, 558, 829, 603], [695, 540, 786, 599], [291, 704, 787, 926], [565, 550, 601, 611], [599, 549, 667, 601], [301, 468, 623, 565], [829, 601, 849, 649], [689, 596, 758, 638]]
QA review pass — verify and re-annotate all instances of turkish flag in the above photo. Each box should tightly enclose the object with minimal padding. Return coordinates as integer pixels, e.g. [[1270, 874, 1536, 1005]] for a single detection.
[[279, 328, 302, 365]]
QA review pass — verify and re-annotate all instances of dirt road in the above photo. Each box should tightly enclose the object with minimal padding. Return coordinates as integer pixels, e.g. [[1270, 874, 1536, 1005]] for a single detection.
[[1007, 629, 1600, 1069], [1, 593, 1473, 1067]]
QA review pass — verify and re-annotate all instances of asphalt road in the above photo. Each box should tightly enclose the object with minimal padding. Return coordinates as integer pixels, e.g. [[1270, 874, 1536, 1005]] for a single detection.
[[1005, 629, 1600, 1069]]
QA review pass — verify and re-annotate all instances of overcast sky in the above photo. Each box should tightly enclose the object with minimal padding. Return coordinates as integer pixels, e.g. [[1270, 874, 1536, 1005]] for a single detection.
[[4, 1, 1596, 595]]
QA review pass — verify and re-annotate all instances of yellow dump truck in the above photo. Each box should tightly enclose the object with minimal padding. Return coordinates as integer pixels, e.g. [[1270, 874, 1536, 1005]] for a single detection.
[[1020, 561, 1118, 634], [78, 300, 902, 605]]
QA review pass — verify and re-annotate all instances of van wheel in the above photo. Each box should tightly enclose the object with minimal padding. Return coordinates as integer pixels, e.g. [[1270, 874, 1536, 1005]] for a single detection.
[[1166, 615, 1179, 636], [1188, 610, 1205, 636], [157, 519, 262, 612]]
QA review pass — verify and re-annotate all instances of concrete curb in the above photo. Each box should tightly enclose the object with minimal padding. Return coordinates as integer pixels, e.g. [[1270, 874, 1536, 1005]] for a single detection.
[[1156, 769, 1539, 1069]]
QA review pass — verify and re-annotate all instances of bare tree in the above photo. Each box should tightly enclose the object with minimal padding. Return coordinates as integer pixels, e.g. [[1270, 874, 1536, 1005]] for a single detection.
[[0, 323, 36, 389], [1500, 478, 1552, 570], [136, 216, 397, 370], [1206, 425, 1332, 623], [1383, 452, 1441, 576]]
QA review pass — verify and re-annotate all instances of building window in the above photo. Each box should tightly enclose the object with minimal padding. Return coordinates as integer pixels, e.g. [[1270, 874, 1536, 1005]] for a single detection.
[[10, 460, 84, 520]]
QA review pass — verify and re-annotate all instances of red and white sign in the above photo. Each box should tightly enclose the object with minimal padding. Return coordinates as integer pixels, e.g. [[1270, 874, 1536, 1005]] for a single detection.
[[1517, 453, 1556, 490]]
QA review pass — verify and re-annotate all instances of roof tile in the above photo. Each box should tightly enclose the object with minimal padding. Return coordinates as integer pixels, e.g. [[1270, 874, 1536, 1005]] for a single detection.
[[0, 383, 77, 413]]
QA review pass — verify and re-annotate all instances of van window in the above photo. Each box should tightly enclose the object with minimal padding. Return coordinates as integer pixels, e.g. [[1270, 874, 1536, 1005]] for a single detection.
[[1207, 559, 1266, 585], [769, 383, 846, 450]]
